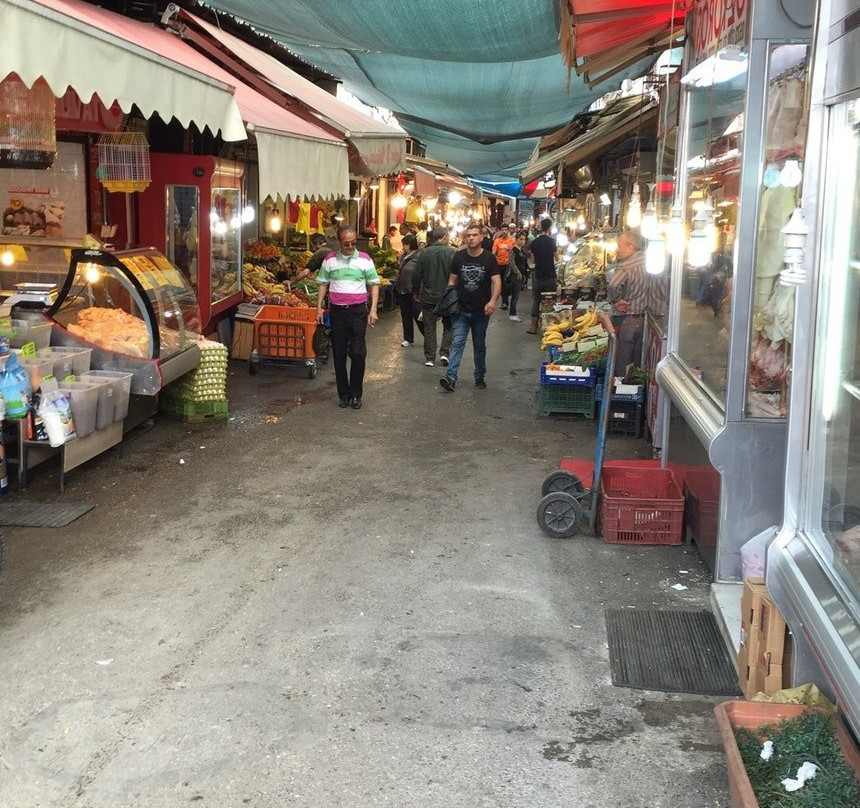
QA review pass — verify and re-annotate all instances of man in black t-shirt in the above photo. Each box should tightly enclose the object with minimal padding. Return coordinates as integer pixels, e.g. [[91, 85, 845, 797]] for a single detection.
[[439, 223, 501, 392], [526, 217, 558, 333]]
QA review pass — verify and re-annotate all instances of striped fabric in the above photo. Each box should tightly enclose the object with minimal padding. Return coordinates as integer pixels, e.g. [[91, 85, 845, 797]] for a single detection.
[[317, 249, 380, 305]]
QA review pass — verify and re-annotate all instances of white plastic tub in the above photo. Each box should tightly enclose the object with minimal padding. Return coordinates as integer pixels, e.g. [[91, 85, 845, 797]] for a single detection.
[[58, 381, 100, 437], [80, 370, 133, 422]]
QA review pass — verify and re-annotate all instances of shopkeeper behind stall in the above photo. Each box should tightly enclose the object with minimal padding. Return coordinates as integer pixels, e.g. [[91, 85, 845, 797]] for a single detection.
[[607, 229, 668, 377]]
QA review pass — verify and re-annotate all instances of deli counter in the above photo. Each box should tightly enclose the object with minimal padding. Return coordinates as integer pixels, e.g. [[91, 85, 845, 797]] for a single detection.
[[47, 246, 201, 395]]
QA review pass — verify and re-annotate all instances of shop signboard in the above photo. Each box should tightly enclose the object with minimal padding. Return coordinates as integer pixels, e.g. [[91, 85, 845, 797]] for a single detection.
[[55, 89, 124, 135], [1, 142, 87, 240], [690, 0, 749, 65]]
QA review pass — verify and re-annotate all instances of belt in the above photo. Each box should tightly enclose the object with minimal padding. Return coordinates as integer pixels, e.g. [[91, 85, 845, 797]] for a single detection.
[[330, 302, 367, 308]]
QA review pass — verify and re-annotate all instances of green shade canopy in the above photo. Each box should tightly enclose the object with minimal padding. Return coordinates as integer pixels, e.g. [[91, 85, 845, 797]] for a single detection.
[[199, 0, 657, 180]]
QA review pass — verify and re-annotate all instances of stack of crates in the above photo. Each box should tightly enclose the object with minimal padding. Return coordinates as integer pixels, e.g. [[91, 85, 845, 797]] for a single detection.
[[160, 340, 229, 421], [596, 383, 645, 437], [538, 363, 596, 418]]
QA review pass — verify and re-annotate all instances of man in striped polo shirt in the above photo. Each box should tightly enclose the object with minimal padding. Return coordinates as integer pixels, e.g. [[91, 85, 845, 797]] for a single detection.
[[316, 226, 380, 409]]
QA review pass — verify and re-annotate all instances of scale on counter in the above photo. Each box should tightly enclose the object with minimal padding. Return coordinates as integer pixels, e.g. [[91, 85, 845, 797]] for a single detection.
[[5, 282, 59, 309]]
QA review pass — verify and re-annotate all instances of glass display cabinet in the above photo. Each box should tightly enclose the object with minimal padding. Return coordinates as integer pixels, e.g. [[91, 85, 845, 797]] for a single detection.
[[48, 247, 201, 395], [137, 155, 244, 332], [656, 0, 814, 578]]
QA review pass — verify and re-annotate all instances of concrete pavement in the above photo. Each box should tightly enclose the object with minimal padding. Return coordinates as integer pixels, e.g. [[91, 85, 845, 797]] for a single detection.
[[0, 298, 732, 807]]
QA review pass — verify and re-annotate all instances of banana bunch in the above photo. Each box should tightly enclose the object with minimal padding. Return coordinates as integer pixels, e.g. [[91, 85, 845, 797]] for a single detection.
[[572, 306, 598, 339], [540, 318, 571, 351]]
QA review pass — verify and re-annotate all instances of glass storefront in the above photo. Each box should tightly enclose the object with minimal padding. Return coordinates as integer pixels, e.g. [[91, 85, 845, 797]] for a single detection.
[[746, 44, 810, 420], [809, 97, 860, 603], [677, 55, 745, 402]]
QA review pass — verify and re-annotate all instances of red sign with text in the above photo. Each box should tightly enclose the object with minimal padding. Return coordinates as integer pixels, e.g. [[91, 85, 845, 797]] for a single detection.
[[690, 0, 749, 64]]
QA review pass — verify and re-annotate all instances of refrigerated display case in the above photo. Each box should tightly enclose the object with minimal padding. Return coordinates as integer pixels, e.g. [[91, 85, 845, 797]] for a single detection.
[[767, 0, 860, 738], [47, 246, 201, 395], [137, 154, 243, 332]]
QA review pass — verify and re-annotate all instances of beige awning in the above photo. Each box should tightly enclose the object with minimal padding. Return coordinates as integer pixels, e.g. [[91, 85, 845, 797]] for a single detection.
[[4, 0, 246, 142], [183, 12, 407, 176]]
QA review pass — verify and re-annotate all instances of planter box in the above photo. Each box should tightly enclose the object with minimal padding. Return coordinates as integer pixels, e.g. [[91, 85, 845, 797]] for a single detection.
[[714, 700, 860, 808]]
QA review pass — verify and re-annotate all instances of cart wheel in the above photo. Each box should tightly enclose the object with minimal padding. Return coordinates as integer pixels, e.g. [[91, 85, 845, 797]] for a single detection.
[[249, 350, 260, 376], [537, 492, 583, 539], [308, 362, 318, 379], [541, 470, 585, 497]]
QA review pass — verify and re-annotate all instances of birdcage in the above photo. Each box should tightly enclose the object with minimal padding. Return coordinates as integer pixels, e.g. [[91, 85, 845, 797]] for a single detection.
[[96, 132, 152, 193], [0, 75, 57, 169]]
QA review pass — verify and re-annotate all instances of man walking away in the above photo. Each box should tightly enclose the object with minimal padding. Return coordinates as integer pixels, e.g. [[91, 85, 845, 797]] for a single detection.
[[316, 226, 380, 410], [492, 223, 516, 310], [413, 226, 456, 367], [440, 223, 502, 392], [526, 218, 558, 334]]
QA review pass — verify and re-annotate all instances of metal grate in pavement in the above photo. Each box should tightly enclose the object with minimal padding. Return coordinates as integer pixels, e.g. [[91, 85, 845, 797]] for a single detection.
[[605, 608, 741, 696], [0, 501, 95, 527]]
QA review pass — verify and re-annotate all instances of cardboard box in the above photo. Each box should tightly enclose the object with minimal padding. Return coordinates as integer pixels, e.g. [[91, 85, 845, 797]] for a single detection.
[[737, 578, 790, 697], [754, 590, 788, 664], [737, 578, 767, 695], [230, 320, 255, 361]]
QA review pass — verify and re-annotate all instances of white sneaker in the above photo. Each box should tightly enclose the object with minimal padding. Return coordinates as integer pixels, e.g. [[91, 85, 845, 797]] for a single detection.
[[440, 356, 449, 366], [401, 340, 413, 347], [509, 315, 522, 322], [425, 360, 434, 367]]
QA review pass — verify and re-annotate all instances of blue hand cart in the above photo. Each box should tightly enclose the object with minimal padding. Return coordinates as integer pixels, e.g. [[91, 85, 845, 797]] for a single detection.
[[536, 313, 617, 538]]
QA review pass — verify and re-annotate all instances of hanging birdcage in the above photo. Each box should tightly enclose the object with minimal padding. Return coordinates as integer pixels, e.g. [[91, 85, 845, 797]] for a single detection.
[[0, 75, 57, 169], [96, 131, 151, 193]]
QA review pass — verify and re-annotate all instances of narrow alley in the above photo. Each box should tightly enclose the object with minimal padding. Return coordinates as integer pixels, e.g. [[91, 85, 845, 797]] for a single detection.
[[0, 299, 730, 808]]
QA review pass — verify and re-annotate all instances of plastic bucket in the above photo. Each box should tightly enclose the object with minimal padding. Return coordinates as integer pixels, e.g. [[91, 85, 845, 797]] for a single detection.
[[79, 370, 133, 422], [58, 381, 99, 438]]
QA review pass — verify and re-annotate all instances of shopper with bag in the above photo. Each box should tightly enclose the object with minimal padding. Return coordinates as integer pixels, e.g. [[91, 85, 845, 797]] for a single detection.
[[413, 226, 456, 367], [395, 234, 424, 346]]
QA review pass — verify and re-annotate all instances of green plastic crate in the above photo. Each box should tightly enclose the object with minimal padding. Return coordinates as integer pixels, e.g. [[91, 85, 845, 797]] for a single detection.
[[160, 396, 229, 422], [538, 383, 595, 418]]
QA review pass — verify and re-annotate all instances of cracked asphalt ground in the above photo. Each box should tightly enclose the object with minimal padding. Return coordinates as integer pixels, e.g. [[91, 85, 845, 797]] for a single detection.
[[0, 298, 732, 807]]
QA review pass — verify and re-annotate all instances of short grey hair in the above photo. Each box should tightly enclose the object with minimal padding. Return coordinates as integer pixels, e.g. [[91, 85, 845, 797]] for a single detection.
[[620, 229, 646, 252], [429, 226, 449, 242]]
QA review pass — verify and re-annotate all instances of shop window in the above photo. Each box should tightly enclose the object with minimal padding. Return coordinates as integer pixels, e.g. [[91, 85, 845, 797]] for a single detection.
[[746, 45, 811, 419], [166, 185, 199, 288], [809, 98, 860, 604], [677, 58, 746, 403]]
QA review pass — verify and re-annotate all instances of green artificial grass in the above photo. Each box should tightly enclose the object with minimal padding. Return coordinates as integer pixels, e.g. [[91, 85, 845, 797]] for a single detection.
[[734, 711, 860, 808]]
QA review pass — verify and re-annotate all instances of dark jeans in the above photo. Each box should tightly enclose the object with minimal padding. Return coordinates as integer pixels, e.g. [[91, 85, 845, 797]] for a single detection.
[[329, 303, 368, 400], [530, 277, 557, 317], [445, 310, 490, 383], [398, 293, 424, 343], [508, 277, 521, 316]]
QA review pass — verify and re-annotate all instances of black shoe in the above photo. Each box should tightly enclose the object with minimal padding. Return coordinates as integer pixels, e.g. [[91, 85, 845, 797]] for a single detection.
[[350, 397, 362, 409], [338, 397, 350, 408], [475, 378, 486, 389], [440, 377, 455, 392]]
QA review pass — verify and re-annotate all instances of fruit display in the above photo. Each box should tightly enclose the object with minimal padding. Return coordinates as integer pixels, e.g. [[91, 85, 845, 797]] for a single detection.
[[243, 239, 283, 262], [540, 306, 610, 369]]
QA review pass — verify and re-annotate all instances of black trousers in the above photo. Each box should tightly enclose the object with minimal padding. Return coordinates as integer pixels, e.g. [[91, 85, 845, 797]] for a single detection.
[[329, 304, 368, 400], [398, 292, 424, 343]]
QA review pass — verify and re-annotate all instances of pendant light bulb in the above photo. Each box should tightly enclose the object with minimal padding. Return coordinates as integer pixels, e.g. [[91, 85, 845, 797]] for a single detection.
[[391, 192, 407, 209], [666, 200, 685, 256], [0, 249, 14, 267], [780, 159, 803, 188], [269, 214, 282, 232], [640, 201, 658, 238], [241, 204, 256, 224], [645, 233, 666, 275], [626, 183, 642, 228], [368, 177, 380, 191]]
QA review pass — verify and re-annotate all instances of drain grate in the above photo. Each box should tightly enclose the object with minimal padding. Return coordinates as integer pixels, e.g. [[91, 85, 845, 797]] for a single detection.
[[605, 608, 741, 696], [0, 501, 95, 528]]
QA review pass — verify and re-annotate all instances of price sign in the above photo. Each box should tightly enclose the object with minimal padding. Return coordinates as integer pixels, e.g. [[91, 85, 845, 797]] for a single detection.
[[20, 341, 37, 357]]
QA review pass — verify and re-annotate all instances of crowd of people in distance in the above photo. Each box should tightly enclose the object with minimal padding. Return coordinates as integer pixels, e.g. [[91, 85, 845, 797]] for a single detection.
[[313, 216, 667, 408]]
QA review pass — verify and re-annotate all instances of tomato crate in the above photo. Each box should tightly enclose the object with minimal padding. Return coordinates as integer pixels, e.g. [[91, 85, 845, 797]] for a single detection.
[[253, 305, 316, 360], [160, 396, 229, 422], [599, 466, 684, 545], [538, 383, 595, 418]]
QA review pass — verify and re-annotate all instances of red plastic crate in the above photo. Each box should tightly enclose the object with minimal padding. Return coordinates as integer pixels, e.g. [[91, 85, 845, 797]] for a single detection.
[[685, 467, 720, 546], [599, 466, 684, 545]]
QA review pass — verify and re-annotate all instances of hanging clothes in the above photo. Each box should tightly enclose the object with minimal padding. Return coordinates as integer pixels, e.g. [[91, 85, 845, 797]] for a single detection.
[[296, 202, 312, 232]]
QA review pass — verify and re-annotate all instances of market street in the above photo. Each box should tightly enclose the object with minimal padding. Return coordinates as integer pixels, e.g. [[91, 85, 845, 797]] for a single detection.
[[0, 298, 730, 808]]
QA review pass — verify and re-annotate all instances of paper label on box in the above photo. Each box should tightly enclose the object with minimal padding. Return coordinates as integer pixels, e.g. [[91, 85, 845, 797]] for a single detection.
[[587, 325, 605, 336], [64, 374, 76, 382], [577, 339, 597, 352], [615, 383, 643, 395], [594, 336, 609, 348], [21, 341, 37, 357], [561, 340, 578, 352]]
